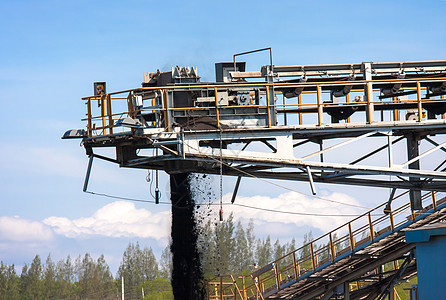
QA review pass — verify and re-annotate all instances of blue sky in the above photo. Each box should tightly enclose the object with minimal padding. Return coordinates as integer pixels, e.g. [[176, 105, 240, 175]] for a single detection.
[[0, 0, 445, 274]]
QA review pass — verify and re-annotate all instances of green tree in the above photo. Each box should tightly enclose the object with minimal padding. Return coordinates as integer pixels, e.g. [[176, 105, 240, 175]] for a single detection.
[[256, 236, 272, 266], [43, 254, 56, 299], [95, 254, 115, 298], [286, 238, 296, 254], [74, 253, 114, 299], [0, 262, 19, 300], [117, 242, 159, 292], [55, 255, 74, 299], [246, 219, 256, 266], [213, 213, 235, 275], [21, 255, 44, 299], [273, 239, 285, 261], [198, 219, 217, 277], [75, 253, 95, 299], [159, 244, 172, 279], [300, 231, 314, 259], [234, 221, 249, 273]]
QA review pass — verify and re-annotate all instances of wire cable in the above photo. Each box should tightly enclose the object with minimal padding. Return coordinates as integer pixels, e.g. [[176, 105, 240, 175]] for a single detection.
[[184, 141, 372, 210], [84, 189, 446, 218], [84, 190, 385, 217]]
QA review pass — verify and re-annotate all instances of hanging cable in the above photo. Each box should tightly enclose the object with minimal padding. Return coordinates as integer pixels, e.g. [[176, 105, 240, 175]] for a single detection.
[[155, 148, 160, 204], [184, 140, 372, 210], [83, 190, 446, 218], [219, 127, 224, 221]]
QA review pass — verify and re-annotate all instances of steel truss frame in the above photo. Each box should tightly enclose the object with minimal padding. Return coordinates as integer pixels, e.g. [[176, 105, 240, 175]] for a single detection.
[[109, 121, 446, 195]]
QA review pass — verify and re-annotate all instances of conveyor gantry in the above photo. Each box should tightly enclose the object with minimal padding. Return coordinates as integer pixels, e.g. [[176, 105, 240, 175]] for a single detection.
[[63, 58, 446, 211]]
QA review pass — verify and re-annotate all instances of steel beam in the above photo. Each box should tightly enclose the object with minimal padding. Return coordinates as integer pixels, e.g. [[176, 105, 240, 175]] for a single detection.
[[83, 155, 94, 192], [292, 244, 415, 300], [407, 134, 422, 210]]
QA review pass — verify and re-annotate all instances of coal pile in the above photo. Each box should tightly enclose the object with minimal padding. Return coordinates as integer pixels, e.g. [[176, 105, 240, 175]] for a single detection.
[[170, 173, 205, 300]]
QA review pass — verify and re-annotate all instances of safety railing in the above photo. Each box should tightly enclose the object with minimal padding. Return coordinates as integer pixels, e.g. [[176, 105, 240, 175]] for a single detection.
[[81, 77, 446, 138], [206, 190, 444, 300]]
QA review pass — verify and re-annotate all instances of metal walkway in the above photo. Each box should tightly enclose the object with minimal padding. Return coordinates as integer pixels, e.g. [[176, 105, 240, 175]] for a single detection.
[[63, 59, 446, 211], [207, 191, 446, 299]]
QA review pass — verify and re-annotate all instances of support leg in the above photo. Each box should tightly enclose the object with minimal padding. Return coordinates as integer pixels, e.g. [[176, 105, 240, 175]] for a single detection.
[[406, 134, 422, 210]]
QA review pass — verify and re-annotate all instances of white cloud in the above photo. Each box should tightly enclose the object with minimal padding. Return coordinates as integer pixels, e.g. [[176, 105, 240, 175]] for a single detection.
[[44, 201, 171, 240], [0, 216, 54, 242], [223, 191, 363, 233]]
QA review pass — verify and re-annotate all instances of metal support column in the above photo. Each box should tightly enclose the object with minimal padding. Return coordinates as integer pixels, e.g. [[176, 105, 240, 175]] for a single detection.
[[344, 282, 350, 300], [363, 62, 374, 124], [407, 134, 422, 210], [267, 67, 276, 127]]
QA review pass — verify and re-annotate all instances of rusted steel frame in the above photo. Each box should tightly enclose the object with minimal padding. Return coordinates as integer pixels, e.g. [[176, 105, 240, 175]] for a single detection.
[[126, 91, 135, 118], [266, 86, 272, 128], [100, 95, 107, 134], [162, 89, 169, 131], [316, 85, 323, 126], [292, 252, 299, 279], [86, 99, 93, 137], [214, 87, 220, 127], [274, 263, 281, 290], [241, 276, 247, 299], [252, 276, 265, 300], [106, 94, 114, 135], [417, 81, 423, 122], [346, 93, 351, 123], [310, 242, 316, 271], [389, 210, 395, 231], [220, 276, 223, 300], [368, 213, 375, 242], [213, 284, 218, 300], [227, 275, 244, 300], [298, 94, 303, 124], [393, 96, 399, 121], [366, 82, 373, 124], [80, 76, 446, 99], [329, 232, 336, 261], [432, 191, 437, 210]]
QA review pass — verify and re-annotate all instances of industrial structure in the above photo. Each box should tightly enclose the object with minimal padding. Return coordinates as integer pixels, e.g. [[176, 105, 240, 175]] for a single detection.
[[208, 191, 446, 299], [64, 49, 446, 299]]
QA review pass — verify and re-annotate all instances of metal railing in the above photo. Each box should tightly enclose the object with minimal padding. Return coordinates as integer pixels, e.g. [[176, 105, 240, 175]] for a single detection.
[[81, 77, 446, 138], [206, 190, 444, 300]]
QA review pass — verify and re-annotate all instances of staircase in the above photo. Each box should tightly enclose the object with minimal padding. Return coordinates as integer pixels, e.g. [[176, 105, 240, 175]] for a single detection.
[[208, 191, 446, 299]]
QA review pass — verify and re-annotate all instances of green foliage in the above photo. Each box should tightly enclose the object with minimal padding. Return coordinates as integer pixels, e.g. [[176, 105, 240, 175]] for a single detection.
[[141, 277, 174, 300], [0, 223, 334, 299], [256, 236, 272, 266], [0, 261, 19, 300], [213, 213, 236, 275], [159, 243, 172, 279], [197, 214, 303, 279], [117, 241, 159, 293], [20, 255, 44, 299], [394, 275, 417, 300], [43, 254, 56, 299], [0, 253, 116, 299]]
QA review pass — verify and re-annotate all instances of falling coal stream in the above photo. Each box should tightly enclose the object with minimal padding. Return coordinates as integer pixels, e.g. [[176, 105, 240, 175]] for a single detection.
[[170, 172, 206, 299]]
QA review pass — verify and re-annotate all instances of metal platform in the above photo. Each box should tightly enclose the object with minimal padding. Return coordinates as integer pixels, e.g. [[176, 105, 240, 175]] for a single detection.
[[65, 60, 446, 210]]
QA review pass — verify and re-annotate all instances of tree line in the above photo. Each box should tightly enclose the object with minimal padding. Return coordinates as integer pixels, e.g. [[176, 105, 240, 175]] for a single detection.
[[0, 213, 305, 299]]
